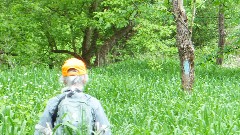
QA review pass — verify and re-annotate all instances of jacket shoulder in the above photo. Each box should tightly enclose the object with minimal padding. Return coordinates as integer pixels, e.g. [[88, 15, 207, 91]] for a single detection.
[[83, 93, 102, 109], [48, 93, 65, 103]]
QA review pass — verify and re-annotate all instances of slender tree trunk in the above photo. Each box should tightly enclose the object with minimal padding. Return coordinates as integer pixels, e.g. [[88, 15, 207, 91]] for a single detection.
[[173, 0, 195, 91], [70, 25, 77, 53], [216, 4, 225, 65]]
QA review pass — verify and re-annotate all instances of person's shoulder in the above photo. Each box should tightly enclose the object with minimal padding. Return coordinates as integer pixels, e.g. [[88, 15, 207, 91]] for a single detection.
[[82, 93, 102, 108], [48, 93, 65, 103], [83, 93, 99, 102]]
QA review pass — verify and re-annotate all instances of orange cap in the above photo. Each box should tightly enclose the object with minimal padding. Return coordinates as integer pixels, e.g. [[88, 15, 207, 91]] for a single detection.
[[62, 58, 87, 76]]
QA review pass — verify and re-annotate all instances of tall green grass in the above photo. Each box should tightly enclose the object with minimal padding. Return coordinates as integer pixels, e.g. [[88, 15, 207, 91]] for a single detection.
[[0, 58, 239, 134]]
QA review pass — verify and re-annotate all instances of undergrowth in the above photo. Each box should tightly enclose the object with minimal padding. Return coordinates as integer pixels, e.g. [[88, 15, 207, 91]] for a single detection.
[[0, 57, 239, 134]]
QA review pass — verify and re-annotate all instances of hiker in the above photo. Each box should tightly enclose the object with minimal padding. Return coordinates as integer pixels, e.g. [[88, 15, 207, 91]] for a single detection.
[[34, 58, 111, 135]]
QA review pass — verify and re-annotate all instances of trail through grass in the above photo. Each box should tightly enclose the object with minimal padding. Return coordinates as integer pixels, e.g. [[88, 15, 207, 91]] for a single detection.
[[0, 58, 239, 134]]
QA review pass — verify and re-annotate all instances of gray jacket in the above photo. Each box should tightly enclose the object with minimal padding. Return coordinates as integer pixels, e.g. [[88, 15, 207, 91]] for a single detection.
[[34, 91, 111, 135]]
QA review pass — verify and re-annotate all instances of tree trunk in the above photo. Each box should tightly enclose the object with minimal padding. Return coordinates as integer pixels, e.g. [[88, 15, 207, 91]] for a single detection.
[[173, 0, 195, 91], [216, 4, 225, 65], [82, 28, 99, 66], [82, 27, 93, 66], [95, 23, 134, 66], [81, 0, 100, 66]]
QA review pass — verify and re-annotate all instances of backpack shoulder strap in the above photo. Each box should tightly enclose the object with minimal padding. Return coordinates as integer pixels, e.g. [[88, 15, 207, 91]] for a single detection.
[[51, 94, 66, 127]]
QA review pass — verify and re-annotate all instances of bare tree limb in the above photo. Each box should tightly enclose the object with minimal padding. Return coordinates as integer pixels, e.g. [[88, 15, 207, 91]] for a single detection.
[[51, 49, 82, 60]]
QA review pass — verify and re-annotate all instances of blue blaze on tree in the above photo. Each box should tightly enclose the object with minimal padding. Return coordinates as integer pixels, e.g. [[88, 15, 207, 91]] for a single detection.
[[173, 0, 195, 92]]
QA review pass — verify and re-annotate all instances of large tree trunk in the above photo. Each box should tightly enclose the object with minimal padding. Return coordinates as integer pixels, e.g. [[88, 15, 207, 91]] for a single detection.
[[82, 28, 99, 66], [81, 0, 100, 66], [82, 27, 94, 66], [173, 0, 195, 91], [216, 4, 225, 65]]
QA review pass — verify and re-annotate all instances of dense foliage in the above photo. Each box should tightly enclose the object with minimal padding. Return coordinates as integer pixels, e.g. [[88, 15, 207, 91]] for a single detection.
[[0, 57, 240, 134], [0, 0, 239, 134], [0, 0, 239, 67]]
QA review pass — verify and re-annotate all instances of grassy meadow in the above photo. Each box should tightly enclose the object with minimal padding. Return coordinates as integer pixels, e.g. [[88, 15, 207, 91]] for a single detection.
[[0, 57, 240, 135]]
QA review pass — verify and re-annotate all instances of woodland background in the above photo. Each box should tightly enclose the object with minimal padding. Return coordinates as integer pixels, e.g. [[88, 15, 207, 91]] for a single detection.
[[0, 0, 239, 68], [0, 0, 240, 134]]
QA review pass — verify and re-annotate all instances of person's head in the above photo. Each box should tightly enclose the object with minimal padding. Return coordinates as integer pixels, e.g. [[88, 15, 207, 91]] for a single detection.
[[60, 58, 89, 91]]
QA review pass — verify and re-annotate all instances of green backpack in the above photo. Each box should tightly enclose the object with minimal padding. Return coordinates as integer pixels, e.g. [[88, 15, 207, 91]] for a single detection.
[[54, 92, 95, 135]]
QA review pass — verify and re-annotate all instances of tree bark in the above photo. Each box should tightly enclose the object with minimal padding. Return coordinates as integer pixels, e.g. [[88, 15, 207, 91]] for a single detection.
[[82, 27, 93, 65], [216, 4, 225, 65], [173, 0, 195, 91], [82, 28, 99, 66], [70, 24, 77, 53], [95, 23, 134, 66], [81, 0, 100, 66]]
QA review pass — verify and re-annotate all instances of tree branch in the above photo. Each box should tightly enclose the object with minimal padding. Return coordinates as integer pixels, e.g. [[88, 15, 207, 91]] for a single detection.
[[103, 22, 134, 51], [97, 22, 134, 65], [51, 49, 82, 60]]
